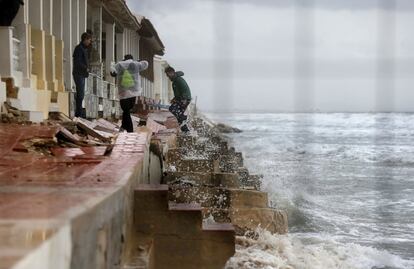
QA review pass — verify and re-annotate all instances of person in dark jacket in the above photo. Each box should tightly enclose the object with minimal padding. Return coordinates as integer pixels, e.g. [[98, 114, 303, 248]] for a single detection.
[[165, 66, 192, 133], [0, 0, 24, 26], [72, 32, 92, 118]]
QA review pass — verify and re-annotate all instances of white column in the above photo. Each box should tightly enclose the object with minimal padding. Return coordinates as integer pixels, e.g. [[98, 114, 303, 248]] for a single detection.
[[137, 35, 141, 59], [29, 0, 43, 30], [53, 0, 63, 39], [124, 30, 128, 55], [43, 0, 52, 34], [71, 0, 79, 47], [116, 31, 124, 62], [133, 33, 139, 59], [125, 30, 129, 54], [0, 27, 14, 77], [12, 2, 31, 87], [129, 31, 133, 55], [128, 31, 132, 55], [29, 0, 47, 90], [90, 5, 102, 62], [63, 0, 73, 90], [105, 23, 115, 81], [79, 0, 87, 34], [53, 0, 64, 92]]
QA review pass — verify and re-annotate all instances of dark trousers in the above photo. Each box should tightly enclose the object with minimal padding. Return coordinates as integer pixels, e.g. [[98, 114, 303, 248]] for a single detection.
[[169, 99, 190, 131], [120, 97, 136, 133], [73, 75, 86, 118]]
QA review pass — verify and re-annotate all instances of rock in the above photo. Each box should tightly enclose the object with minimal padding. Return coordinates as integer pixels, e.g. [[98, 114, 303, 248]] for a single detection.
[[215, 123, 242, 134]]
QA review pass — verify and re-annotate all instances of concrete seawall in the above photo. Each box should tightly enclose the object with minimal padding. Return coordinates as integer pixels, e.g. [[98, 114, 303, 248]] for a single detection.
[[0, 125, 158, 269], [0, 111, 288, 269]]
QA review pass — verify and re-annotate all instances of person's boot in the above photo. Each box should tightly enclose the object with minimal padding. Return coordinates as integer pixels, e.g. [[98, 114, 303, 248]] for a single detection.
[[180, 124, 190, 133]]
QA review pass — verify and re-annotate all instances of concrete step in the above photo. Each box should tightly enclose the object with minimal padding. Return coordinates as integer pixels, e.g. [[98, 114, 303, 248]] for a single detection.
[[203, 207, 288, 235], [219, 160, 240, 173], [170, 186, 230, 209], [237, 168, 262, 190], [229, 189, 268, 208], [135, 184, 169, 211], [164, 171, 240, 188], [176, 135, 197, 148], [229, 207, 288, 235], [122, 236, 154, 269], [135, 188, 203, 236], [219, 152, 244, 168], [133, 184, 235, 269], [169, 186, 268, 209], [166, 147, 222, 163], [151, 226, 234, 269], [171, 159, 219, 173]]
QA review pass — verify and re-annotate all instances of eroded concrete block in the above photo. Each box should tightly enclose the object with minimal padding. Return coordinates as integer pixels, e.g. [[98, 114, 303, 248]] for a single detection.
[[230, 207, 288, 235]]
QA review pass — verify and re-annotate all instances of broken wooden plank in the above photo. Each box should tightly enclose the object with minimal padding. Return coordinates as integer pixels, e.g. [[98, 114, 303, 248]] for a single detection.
[[97, 118, 119, 131], [56, 126, 88, 147], [49, 111, 72, 122], [73, 117, 115, 143], [94, 119, 119, 134]]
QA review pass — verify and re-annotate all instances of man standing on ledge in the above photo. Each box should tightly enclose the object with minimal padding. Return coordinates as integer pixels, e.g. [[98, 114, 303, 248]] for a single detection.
[[72, 32, 92, 118], [111, 54, 148, 132], [165, 66, 192, 133]]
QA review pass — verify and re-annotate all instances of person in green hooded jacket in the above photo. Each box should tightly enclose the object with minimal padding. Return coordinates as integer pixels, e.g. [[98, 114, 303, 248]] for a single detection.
[[165, 66, 192, 133]]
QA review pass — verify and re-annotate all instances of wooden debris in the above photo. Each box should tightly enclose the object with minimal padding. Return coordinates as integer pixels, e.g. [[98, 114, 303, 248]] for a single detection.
[[58, 121, 78, 133], [73, 117, 116, 143], [56, 127, 88, 147], [94, 118, 119, 134], [49, 112, 72, 122]]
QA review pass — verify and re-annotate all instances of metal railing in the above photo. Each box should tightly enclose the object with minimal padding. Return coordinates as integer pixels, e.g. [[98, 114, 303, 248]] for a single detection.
[[82, 72, 120, 119]]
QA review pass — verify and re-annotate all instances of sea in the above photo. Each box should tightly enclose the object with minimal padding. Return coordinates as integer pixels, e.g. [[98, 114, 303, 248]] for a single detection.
[[206, 113, 414, 269]]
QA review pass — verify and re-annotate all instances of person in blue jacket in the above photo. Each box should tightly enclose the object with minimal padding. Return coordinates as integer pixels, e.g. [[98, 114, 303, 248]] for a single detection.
[[72, 32, 92, 118]]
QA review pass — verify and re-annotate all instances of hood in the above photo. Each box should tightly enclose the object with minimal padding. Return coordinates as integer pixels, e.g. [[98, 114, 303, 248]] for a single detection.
[[175, 71, 184, 77], [118, 59, 134, 69], [171, 71, 184, 81]]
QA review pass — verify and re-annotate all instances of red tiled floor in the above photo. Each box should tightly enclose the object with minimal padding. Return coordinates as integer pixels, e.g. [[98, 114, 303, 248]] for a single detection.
[[0, 126, 150, 189]]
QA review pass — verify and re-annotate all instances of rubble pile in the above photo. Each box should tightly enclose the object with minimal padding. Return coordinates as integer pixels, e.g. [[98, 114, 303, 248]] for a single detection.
[[1, 102, 30, 124]]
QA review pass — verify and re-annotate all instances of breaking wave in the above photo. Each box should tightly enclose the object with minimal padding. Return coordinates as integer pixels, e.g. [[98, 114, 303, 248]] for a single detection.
[[226, 229, 414, 269]]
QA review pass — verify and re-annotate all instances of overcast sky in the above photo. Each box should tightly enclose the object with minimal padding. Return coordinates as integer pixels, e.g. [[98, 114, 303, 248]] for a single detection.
[[127, 0, 414, 112]]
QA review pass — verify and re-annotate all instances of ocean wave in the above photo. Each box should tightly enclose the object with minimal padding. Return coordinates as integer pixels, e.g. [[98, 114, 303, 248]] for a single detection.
[[225, 229, 414, 269]]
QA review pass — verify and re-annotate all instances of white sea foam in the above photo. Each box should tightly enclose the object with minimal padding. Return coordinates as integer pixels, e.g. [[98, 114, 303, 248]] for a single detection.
[[226, 229, 414, 269]]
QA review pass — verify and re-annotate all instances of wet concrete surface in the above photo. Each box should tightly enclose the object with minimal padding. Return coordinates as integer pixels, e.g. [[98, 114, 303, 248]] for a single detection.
[[0, 123, 153, 269]]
